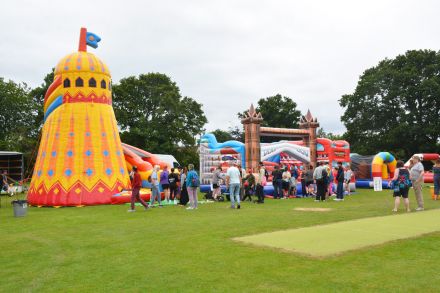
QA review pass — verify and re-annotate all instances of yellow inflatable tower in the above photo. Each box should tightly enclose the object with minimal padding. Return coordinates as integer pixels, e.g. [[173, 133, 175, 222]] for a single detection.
[[28, 28, 130, 206]]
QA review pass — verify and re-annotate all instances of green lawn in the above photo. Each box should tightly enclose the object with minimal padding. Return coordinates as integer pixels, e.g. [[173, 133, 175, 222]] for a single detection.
[[1, 188, 439, 292]]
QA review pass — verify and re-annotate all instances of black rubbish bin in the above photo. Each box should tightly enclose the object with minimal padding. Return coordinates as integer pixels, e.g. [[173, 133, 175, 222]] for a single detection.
[[12, 200, 28, 217]]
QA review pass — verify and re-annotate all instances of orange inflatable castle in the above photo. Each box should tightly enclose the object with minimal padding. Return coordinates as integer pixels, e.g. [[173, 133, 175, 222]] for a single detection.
[[28, 28, 131, 206]]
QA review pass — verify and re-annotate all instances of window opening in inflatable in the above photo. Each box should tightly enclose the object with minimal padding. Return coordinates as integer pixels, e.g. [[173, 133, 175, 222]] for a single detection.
[[75, 77, 84, 87], [89, 78, 96, 87], [63, 78, 71, 88]]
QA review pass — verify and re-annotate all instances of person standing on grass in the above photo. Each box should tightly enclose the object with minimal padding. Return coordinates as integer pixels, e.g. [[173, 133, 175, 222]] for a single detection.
[[226, 162, 242, 209], [313, 162, 327, 202], [150, 165, 162, 207], [185, 164, 199, 210], [282, 167, 291, 199], [272, 165, 283, 199], [255, 162, 266, 204], [160, 166, 170, 203], [432, 159, 440, 201], [179, 167, 189, 206], [128, 166, 149, 212], [212, 165, 223, 200], [410, 155, 425, 211], [2, 170, 8, 192], [334, 162, 345, 201], [168, 168, 179, 203], [431, 159, 440, 201], [389, 160, 411, 212], [300, 166, 307, 197], [344, 164, 353, 196], [305, 165, 314, 197]]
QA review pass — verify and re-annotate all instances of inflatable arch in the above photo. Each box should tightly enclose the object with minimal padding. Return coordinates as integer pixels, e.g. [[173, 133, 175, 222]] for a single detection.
[[371, 152, 396, 179]]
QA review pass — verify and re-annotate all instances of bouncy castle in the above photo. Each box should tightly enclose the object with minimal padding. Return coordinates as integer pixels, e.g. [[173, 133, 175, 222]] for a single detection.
[[28, 28, 131, 206]]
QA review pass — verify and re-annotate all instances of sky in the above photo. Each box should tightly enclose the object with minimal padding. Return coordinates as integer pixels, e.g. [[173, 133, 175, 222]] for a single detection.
[[1, 0, 440, 134]]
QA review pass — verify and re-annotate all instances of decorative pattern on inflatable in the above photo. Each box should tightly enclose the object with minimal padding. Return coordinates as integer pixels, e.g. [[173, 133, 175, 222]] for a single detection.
[[28, 28, 130, 206]]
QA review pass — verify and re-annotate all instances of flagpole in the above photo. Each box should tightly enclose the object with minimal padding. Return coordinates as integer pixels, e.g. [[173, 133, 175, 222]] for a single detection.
[[78, 27, 87, 52]]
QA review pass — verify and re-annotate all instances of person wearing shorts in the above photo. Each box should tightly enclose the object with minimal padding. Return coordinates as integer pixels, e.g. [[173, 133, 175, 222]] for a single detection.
[[160, 166, 170, 203], [281, 168, 291, 198], [390, 161, 411, 212], [305, 165, 314, 196]]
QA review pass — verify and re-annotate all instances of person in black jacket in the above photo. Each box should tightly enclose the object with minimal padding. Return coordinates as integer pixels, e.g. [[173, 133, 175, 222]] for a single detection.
[[334, 162, 345, 201], [168, 168, 179, 203]]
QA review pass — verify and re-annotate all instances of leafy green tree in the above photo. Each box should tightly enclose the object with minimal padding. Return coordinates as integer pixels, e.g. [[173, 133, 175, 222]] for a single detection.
[[112, 73, 207, 168], [210, 129, 234, 142], [316, 128, 344, 141], [238, 94, 302, 128], [28, 70, 54, 138], [339, 50, 440, 159], [227, 126, 244, 142], [0, 77, 38, 178], [238, 94, 302, 142]]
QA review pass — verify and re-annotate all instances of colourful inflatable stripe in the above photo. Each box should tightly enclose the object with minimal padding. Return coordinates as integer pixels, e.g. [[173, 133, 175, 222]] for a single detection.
[[372, 152, 396, 179]]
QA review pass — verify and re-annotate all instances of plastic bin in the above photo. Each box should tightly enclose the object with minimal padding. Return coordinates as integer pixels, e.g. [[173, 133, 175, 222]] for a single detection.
[[12, 200, 28, 217]]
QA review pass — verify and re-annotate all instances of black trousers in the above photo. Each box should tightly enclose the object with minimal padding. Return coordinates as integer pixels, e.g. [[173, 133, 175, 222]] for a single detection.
[[256, 184, 264, 202], [243, 186, 254, 201], [316, 180, 327, 201], [301, 179, 307, 196]]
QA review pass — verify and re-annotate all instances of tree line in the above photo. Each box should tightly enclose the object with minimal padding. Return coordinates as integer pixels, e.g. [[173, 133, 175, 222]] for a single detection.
[[1, 49, 440, 178]]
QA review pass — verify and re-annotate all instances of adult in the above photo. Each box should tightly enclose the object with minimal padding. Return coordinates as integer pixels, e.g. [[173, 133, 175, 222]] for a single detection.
[[242, 168, 255, 201], [390, 160, 411, 212], [150, 165, 162, 207], [128, 166, 149, 212], [212, 166, 223, 200], [226, 162, 241, 209], [179, 167, 189, 206], [289, 171, 297, 197], [325, 162, 334, 197], [272, 166, 283, 199], [410, 155, 425, 211], [168, 168, 179, 203], [282, 167, 291, 199], [344, 164, 353, 196], [433, 159, 440, 201], [304, 165, 314, 197], [313, 162, 327, 202], [255, 162, 266, 204], [300, 166, 307, 197], [185, 164, 199, 210], [2, 170, 8, 193], [160, 166, 170, 203], [334, 162, 345, 201]]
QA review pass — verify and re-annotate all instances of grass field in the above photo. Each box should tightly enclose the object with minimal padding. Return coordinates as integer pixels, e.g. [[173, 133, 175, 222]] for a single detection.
[[1, 187, 440, 292]]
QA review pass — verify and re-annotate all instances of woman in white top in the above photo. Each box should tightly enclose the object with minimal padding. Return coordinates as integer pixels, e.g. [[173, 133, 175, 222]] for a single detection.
[[282, 168, 291, 198], [344, 165, 353, 196]]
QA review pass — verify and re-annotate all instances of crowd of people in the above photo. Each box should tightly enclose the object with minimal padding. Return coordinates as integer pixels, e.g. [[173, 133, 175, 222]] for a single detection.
[[128, 155, 432, 213]]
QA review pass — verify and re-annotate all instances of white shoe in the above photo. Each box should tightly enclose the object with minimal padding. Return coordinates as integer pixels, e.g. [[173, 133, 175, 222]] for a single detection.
[[415, 207, 424, 211], [333, 198, 340, 201], [127, 209, 135, 212], [186, 207, 193, 210]]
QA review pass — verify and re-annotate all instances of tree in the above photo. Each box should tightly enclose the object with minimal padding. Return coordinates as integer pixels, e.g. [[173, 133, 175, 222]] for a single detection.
[[227, 126, 244, 142], [28, 70, 54, 138], [316, 128, 344, 141], [238, 94, 302, 128], [339, 50, 440, 159], [0, 77, 39, 178], [238, 94, 302, 142], [210, 129, 234, 142], [112, 73, 208, 168]]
